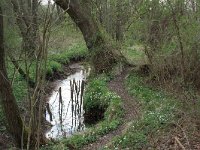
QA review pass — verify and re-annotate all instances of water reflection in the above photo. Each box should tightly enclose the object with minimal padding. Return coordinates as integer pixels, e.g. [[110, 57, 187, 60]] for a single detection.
[[45, 64, 90, 139]]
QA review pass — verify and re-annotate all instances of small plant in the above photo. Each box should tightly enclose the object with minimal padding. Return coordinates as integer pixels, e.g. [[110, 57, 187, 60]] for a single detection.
[[108, 73, 178, 149]]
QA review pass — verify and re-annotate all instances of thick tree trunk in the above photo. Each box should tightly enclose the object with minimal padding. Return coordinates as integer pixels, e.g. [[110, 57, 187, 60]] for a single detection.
[[0, 7, 27, 146], [55, 0, 123, 73], [55, 0, 97, 48]]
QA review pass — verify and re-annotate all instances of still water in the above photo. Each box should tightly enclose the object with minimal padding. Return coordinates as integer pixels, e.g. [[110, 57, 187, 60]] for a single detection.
[[45, 64, 90, 139]]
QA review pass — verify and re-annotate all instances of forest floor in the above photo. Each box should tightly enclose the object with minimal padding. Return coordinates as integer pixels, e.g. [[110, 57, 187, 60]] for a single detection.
[[83, 67, 140, 150]]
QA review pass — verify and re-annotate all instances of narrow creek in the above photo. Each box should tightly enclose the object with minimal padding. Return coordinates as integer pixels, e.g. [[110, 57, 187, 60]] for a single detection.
[[45, 63, 90, 139]]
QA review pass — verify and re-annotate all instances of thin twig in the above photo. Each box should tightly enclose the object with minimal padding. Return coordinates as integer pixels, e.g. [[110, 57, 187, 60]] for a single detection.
[[174, 136, 186, 150]]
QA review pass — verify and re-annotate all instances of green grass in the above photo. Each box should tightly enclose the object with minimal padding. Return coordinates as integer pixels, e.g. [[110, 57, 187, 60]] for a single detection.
[[48, 43, 88, 64], [84, 75, 110, 112], [42, 75, 124, 150], [121, 45, 148, 65], [46, 60, 62, 76], [47, 43, 88, 76], [105, 73, 179, 149]]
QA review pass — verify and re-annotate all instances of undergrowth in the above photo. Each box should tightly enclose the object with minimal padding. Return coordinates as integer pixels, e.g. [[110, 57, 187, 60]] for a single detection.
[[105, 73, 179, 149], [42, 75, 123, 150], [121, 45, 147, 66], [84, 75, 110, 113]]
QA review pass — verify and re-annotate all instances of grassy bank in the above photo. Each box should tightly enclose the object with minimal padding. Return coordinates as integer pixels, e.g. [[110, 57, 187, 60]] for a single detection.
[[105, 73, 180, 149], [47, 43, 88, 76], [42, 75, 124, 150]]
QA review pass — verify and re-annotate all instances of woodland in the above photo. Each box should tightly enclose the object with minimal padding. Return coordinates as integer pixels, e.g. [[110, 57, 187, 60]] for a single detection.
[[0, 0, 200, 149]]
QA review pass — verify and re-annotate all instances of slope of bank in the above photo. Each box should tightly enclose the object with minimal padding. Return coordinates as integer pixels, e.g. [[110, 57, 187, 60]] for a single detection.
[[82, 67, 139, 150]]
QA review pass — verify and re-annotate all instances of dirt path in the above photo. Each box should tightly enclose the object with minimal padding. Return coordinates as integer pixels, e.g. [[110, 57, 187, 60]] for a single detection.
[[83, 67, 140, 150]]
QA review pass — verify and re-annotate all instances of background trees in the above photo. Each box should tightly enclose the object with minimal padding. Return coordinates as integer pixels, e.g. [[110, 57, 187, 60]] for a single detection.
[[1, 0, 200, 149], [55, 0, 122, 73], [126, 0, 200, 88], [10, 0, 39, 58]]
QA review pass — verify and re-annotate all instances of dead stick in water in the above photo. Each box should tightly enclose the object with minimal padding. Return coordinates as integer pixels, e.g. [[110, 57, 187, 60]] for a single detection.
[[73, 79, 77, 128], [70, 80, 74, 129], [59, 87, 63, 128], [76, 80, 80, 118], [80, 81, 85, 114], [46, 103, 53, 121]]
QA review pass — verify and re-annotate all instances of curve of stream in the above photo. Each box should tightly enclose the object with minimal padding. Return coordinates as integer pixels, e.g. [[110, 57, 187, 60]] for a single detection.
[[45, 63, 90, 139]]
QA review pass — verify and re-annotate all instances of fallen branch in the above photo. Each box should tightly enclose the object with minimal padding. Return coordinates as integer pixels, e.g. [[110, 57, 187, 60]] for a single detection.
[[174, 136, 186, 150]]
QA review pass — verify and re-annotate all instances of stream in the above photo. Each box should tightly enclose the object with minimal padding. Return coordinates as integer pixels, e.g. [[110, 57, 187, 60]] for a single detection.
[[45, 63, 90, 139]]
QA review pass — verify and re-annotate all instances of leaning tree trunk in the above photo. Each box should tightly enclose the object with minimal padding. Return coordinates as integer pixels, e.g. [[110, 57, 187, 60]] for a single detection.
[[0, 6, 28, 146], [55, 0, 124, 73]]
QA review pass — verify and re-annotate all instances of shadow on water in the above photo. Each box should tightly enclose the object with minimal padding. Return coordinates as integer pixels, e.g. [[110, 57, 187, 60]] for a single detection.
[[45, 64, 90, 139]]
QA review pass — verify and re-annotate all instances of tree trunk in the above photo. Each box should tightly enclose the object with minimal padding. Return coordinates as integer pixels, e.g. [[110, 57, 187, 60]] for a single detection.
[[0, 6, 27, 146], [55, 0, 123, 73], [116, 0, 123, 41], [56, 5, 65, 22]]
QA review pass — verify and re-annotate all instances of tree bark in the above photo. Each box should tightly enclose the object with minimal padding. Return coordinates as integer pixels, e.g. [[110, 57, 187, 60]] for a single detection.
[[56, 5, 65, 22], [0, 6, 27, 146], [116, 0, 124, 41], [55, 0, 123, 73]]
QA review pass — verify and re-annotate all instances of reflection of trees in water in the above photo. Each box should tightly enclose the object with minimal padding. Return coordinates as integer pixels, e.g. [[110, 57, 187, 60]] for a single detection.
[[58, 87, 63, 131], [46, 79, 85, 137], [70, 79, 85, 132]]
